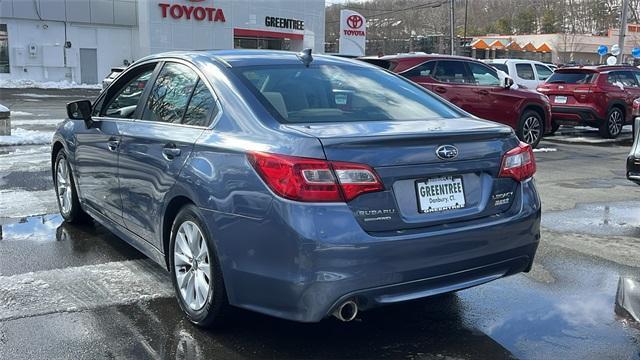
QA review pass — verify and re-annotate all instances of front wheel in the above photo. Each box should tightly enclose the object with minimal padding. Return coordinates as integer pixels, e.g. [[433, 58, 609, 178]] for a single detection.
[[599, 107, 624, 139], [517, 110, 543, 148], [170, 205, 230, 328], [54, 150, 87, 223]]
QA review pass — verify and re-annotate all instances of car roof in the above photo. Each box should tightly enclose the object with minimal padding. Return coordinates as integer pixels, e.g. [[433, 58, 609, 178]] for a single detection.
[[485, 59, 547, 65], [369, 53, 474, 62], [556, 64, 639, 72], [136, 49, 369, 68]]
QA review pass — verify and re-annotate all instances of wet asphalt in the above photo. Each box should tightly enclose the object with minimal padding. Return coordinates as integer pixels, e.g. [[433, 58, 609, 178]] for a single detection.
[[1, 89, 640, 359]]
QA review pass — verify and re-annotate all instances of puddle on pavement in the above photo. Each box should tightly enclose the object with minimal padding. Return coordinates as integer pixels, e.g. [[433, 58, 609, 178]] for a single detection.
[[0, 214, 63, 241], [557, 178, 635, 189], [542, 201, 640, 237]]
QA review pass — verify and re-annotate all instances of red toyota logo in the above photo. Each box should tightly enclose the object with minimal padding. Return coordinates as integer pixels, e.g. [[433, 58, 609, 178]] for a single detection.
[[346, 15, 363, 29]]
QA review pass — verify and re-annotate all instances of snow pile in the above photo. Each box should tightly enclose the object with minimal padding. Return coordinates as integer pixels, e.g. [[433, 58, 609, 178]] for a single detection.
[[0, 79, 101, 90], [0, 128, 53, 146], [0, 104, 8, 112], [9, 111, 33, 116], [533, 147, 558, 153]]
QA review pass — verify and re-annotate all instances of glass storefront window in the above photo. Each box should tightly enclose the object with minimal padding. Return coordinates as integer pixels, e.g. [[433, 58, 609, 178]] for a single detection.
[[234, 37, 290, 51], [0, 24, 8, 73]]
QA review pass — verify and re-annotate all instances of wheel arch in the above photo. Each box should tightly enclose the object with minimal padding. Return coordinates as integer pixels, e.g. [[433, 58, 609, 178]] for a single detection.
[[608, 101, 627, 121], [521, 104, 546, 132], [51, 140, 65, 177], [162, 195, 196, 270]]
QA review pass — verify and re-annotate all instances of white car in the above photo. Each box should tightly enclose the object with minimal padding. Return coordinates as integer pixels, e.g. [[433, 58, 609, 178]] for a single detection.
[[484, 59, 554, 89]]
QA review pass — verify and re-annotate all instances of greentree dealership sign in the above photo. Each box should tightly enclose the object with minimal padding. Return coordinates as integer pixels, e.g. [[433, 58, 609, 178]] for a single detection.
[[158, 0, 226, 22]]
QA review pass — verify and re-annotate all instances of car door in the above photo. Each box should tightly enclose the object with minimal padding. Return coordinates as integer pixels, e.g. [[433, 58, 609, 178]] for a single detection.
[[74, 63, 158, 225], [118, 61, 217, 246], [534, 64, 554, 86], [399, 61, 436, 91], [514, 62, 537, 89], [430, 60, 479, 113], [467, 61, 518, 126]]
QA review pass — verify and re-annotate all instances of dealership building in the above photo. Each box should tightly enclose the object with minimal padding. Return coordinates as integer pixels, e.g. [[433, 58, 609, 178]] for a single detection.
[[0, 0, 325, 84]]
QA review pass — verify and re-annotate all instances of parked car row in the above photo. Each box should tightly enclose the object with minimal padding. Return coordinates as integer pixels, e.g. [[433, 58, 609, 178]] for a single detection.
[[361, 54, 639, 143]]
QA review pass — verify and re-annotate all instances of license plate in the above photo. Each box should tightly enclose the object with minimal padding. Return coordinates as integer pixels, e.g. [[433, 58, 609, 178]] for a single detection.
[[555, 96, 567, 104], [416, 176, 466, 214]]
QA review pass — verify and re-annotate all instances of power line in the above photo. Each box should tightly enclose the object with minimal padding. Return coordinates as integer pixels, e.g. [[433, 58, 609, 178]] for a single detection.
[[326, 0, 447, 24]]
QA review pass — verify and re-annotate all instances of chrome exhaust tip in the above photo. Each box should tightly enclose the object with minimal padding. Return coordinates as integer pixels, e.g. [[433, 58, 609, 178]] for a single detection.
[[333, 300, 358, 322]]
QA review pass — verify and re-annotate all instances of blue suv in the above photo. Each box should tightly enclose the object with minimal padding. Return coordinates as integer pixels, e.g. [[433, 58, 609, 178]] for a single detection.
[[53, 50, 540, 326]]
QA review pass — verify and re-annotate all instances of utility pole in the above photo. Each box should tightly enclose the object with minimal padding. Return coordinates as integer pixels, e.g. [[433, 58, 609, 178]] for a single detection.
[[618, 0, 629, 64], [449, 0, 455, 55], [463, 0, 468, 40]]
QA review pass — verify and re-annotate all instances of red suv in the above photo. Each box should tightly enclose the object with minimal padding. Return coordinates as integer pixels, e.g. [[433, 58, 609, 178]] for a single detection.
[[361, 54, 553, 147], [537, 65, 640, 138]]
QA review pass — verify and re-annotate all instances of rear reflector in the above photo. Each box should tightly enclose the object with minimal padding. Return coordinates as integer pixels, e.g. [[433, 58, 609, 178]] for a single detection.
[[499, 142, 536, 182], [247, 152, 383, 202]]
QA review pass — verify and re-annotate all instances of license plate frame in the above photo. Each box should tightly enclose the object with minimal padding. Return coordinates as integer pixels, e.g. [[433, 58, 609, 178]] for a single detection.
[[555, 96, 567, 104], [415, 176, 466, 214]]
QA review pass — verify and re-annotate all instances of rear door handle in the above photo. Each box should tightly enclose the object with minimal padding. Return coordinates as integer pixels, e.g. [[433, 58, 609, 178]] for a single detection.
[[434, 86, 447, 94], [477, 89, 490, 95], [162, 144, 181, 160], [107, 139, 120, 152]]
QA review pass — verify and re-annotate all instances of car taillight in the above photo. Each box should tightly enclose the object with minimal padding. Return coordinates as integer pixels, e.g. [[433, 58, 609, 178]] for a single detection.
[[633, 98, 640, 117], [247, 152, 383, 202], [499, 142, 536, 182]]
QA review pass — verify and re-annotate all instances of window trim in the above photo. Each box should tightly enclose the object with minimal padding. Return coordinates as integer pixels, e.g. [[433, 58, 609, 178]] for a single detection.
[[534, 63, 553, 81], [92, 57, 223, 130]]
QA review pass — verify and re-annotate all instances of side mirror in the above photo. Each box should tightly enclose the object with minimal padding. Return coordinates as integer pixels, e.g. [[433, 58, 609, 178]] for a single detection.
[[497, 70, 514, 89], [66, 100, 93, 128]]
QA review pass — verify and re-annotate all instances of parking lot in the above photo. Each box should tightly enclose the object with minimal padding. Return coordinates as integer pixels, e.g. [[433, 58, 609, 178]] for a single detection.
[[1, 89, 640, 359]]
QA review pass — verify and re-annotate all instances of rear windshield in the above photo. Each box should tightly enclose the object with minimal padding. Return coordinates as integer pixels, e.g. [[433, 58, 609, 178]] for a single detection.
[[546, 71, 596, 84], [234, 65, 461, 124], [359, 58, 397, 71]]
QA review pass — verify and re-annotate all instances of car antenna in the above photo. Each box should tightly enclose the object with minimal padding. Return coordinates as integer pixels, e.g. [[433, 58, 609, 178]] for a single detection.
[[297, 48, 313, 67]]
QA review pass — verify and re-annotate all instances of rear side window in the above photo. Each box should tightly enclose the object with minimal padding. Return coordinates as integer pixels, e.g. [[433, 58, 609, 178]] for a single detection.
[[516, 63, 535, 80], [433, 61, 473, 84], [546, 71, 595, 84], [535, 64, 553, 80], [182, 80, 217, 127], [401, 61, 435, 78], [143, 63, 199, 123], [608, 71, 639, 87]]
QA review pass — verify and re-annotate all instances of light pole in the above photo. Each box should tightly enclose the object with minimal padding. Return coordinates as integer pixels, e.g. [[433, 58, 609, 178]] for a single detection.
[[449, 0, 455, 55], [618, 0, 629, 64]]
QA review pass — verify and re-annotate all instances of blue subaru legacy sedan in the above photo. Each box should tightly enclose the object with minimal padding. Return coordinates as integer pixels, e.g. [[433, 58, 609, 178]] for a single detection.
[[53, 50, 540, 326]]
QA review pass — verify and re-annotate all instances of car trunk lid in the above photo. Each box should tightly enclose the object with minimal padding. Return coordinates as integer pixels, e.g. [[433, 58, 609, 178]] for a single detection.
[[283, 119, 520, 233]]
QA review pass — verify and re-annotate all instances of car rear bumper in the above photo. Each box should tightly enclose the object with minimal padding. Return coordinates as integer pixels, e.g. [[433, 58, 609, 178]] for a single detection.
[[551, 105, 604, 125], [201, 179, 541, 322]]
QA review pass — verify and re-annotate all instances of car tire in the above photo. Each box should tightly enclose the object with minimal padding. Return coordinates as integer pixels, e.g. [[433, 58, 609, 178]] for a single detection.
[[54, 150, 88, 223], [169, 204, 230, 328], [517, 110, 543, 148], [599, 107, 624, 139]]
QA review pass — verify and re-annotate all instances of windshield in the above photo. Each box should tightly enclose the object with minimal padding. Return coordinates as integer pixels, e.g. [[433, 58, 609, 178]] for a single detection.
[[546, 71, 595, 84], [491, 63, 508, 73], [234, 64, 461, 124]]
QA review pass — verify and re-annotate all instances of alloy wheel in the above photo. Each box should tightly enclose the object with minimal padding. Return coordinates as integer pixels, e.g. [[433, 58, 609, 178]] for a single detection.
[[56, 158, 73, 216], [608, 110, 623, 136], [522, 115, 542, 145], [174, 221, 211, 311]]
